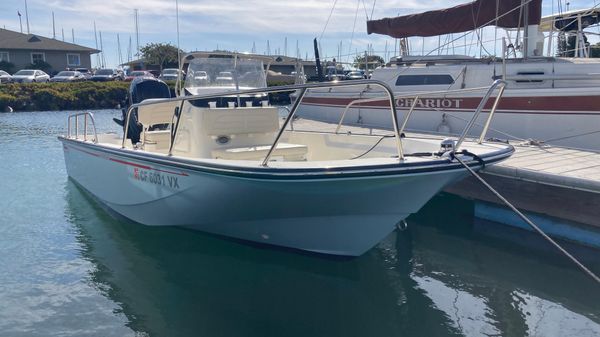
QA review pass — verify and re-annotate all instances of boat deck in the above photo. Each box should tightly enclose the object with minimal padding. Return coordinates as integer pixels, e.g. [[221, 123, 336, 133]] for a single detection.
[[290, 117, 600, 227]]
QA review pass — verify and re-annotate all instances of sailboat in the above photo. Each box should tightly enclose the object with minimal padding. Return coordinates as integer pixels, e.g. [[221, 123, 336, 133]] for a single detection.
[[298, 0, 600, 151]]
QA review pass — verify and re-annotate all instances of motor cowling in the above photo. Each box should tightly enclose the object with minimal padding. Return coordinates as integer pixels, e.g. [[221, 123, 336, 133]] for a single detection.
[[117, 77, 172, 144], [128, 77, 171, 106]]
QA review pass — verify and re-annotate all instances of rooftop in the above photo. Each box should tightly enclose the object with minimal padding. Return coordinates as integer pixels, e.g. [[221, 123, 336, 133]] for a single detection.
[[0, 28, 100, 53]]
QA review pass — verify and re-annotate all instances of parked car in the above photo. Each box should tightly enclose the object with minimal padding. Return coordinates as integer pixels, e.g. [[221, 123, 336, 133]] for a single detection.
[[215, 71, 233, 86], [73, 68, 93, 80], [0, 70, 12, 83], [50, 71, 86, 82], [345, 71, 365, 80], [124, 70, 154, 82], [158, 68, 185, 81], [90, 69, 123, 81], [12, 69, 50, 83], [190, 70, 209, 85], [148, 70, 161, 78], [291, 71, 307, 83], [325, 65, 345, 81]]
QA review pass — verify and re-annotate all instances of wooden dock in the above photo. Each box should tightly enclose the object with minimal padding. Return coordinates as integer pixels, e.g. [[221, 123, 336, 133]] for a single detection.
[[446, 142, 600, 227], [289, 117, 600, 227]]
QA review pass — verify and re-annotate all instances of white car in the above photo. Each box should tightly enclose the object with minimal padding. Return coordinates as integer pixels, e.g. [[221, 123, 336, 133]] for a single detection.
[[159, 68, 185, 81], [192, 70, 209, 84], [215, 71, 233, 86], [0, 70, 12, 83], [12, 69, 50, 83], [50, 71, 86, 82]]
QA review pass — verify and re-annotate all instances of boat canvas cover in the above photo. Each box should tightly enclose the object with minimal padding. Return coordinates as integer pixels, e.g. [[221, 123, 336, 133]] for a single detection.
[[367, 0, 542, 38]]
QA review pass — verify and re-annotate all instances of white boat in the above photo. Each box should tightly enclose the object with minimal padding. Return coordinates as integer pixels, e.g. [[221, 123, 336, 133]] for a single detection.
[[59, 52, 513, 256], [299, 2, 600, 152]]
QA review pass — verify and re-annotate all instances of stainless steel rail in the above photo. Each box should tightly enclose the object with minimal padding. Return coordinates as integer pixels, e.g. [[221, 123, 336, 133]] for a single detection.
[[331, 80, 507, 150], [262, 88, 307, 166], [67, 111, 98, 143], [455, 80, 507, 149], [398, 96, 420, 136], [121, 79, 405, 164], [66, 79, 507, 166], [335, 96, 390, 134]]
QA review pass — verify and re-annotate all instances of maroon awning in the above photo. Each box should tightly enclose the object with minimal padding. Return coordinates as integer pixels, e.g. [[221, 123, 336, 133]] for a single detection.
[[367, 0, 542, 38]]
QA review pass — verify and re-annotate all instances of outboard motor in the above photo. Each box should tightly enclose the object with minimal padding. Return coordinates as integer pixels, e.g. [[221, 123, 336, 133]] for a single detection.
[[114, 77, 172, 144]]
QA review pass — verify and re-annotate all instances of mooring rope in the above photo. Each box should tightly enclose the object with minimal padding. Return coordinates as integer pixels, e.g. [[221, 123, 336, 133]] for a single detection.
[[452, 152, 600, 284]]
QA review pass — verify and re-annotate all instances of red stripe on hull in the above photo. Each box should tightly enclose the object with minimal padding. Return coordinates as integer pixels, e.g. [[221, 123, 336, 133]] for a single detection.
[[301, 95, 600, 114], [65, 144, 189, 176]]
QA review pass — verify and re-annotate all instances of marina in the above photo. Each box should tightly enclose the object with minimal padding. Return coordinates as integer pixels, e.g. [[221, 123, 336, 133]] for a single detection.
[[1, 109, 599, 336], [1, 0, 600, 335]]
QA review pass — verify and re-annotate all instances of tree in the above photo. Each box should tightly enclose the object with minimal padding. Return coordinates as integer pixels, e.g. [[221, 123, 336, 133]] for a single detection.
[[26, 60, 53, 73], [353, 55, 385, 70], [140, 43, 183, 70], [0, 61, 15, 74], [590, 42, 600, 58]]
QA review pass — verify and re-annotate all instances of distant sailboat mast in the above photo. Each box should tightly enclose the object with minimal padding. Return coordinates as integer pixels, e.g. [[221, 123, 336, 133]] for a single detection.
[[127, 36, 132, 63], [24, 0, 30, 34], [93, 22, 100, 68], [99, 31, 105, 68], [117, 34, 122, 66], [134, 9, 140, 57]]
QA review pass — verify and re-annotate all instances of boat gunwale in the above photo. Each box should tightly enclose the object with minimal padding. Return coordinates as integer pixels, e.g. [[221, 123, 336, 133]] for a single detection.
[[58, 136, 514, 180]]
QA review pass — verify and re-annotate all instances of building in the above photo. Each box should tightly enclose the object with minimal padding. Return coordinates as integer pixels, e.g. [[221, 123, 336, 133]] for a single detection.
[[268, 55, 316, 78], [0, 28, 99, 74]]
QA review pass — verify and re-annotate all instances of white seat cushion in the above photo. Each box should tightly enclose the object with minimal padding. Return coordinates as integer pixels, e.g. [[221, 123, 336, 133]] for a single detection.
[[212, 142, 307, 161]]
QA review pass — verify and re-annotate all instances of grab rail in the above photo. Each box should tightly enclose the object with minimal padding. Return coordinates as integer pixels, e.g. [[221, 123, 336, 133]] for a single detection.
[[335, 96, 388, 134], [122, 79, 405, 164], [455, 79, 506, 149], [332, 80, 507, 149], [67, 111, 98, 143], [121, 79, 505, 165]]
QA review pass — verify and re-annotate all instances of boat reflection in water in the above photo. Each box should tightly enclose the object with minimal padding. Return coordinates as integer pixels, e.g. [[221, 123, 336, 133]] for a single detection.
[[66, 183, 600, 337]]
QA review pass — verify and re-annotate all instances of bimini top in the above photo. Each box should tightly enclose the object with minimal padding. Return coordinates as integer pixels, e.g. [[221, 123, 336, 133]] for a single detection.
[[366, 0, 542, 38], [538, 7, 600, 32]]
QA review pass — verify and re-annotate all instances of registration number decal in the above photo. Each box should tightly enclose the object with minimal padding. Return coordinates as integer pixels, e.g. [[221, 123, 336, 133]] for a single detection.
[[133, 167, 180, 189]]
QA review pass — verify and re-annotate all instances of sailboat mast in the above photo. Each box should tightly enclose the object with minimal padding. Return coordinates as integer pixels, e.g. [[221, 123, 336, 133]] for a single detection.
[[117, 34, 122, 66], [523, 0, 529, 59]]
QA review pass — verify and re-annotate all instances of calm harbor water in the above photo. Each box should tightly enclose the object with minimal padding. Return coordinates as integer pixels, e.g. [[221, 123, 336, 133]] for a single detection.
[[1, 109, 599, 337]]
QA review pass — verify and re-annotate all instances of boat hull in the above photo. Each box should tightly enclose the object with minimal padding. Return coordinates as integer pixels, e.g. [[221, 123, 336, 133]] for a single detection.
[[60, 138, 478, 256]]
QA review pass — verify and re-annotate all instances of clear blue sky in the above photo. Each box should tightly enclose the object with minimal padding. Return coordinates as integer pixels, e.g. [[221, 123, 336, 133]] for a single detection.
[[0, 0, 596, 68]]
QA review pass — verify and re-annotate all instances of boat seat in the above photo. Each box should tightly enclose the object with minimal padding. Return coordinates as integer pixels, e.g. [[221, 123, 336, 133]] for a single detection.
[[143, 130, 171, 152], [202, 107, 279, 136], [211, 142, 307, 161], [137, 100, 178, 127]]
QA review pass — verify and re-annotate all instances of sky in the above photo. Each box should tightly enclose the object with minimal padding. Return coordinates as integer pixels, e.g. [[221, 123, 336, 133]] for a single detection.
[[0, 0, 597, 68]]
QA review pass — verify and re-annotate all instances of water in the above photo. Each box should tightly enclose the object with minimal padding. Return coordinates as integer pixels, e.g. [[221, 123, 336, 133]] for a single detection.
[[1, 109, 599, 337]]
